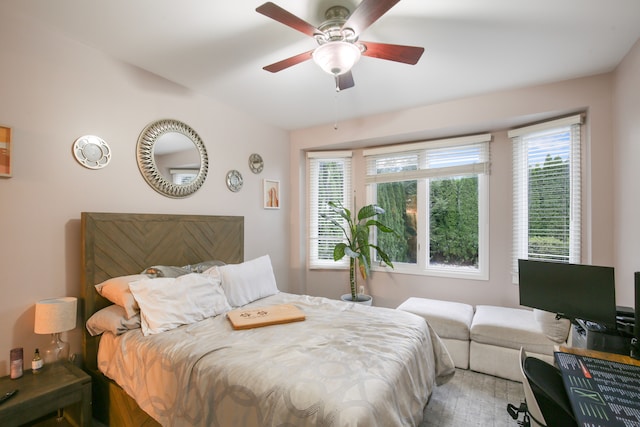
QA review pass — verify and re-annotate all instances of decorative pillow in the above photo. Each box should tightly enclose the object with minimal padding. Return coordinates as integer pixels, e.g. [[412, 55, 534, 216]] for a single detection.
[[533, 308, 571, 343], [129, 273, 231, 336], [184, 260, 227, 273], [95, 274, 148, 319], [141, 265, 190, 278], [216, 254, 279, 307], [86, 304, 141, 336]]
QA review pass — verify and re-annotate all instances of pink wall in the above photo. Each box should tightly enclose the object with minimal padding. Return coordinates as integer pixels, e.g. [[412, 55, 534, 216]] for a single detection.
[[290, 74, 616, 309], [613, 39, 640, 305], [0, 10, 290, 376]]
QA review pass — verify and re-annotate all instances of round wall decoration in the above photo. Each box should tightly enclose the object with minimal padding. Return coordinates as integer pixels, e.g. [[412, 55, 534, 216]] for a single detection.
[[73, 135, 111, 169], [136, 119, 208, 198], [249, 153, 264, 174], [226, 169, 243, 192]]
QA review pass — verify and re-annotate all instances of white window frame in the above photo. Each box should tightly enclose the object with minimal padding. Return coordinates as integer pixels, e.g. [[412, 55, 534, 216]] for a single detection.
[[509, 114, 583, 283], [307, 151, 353, 269], [363, 134, 491, 280], [169, 168, 199, 185]]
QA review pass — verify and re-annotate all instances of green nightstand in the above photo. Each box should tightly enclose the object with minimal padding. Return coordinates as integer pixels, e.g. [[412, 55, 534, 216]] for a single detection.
[[0, 361, 91, 427]]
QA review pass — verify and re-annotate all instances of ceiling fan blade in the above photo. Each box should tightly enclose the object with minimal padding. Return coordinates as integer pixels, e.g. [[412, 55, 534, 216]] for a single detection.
[[342, 0, 401, 36], [256, 2, 321, 38], [360, 41, 424, 65], [337, 71, 355, 91], [263, 49, 314, 73]]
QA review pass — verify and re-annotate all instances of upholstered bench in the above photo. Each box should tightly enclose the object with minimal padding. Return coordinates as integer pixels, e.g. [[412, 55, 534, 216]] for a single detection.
[[397, 297, 474, 369], [397, 298, 569, 382], [469, 305, 563, 381]]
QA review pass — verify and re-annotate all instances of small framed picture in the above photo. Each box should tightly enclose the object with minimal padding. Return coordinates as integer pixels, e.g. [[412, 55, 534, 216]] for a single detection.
[[263, 179, 280, 209], [0, 126, 11, 178]]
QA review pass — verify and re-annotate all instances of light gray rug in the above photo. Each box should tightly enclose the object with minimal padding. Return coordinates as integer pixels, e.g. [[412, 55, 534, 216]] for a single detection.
[[421, 368, 525, 427]]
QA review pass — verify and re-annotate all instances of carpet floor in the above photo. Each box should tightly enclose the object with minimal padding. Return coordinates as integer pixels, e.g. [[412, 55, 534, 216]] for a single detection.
[[421, 368, 525, 427]]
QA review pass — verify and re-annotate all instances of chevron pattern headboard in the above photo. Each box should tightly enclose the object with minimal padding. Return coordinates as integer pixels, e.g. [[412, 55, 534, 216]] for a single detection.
[[80, 212, 244, 372]]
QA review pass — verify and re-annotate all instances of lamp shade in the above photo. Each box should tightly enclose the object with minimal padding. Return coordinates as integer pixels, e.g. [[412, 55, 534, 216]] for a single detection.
[[312, 41, 361, 76], [34, 297, 77, 334]]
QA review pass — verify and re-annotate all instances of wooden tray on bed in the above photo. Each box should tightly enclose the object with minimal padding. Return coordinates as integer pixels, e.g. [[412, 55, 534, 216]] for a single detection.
[[227, 304, 305, 330]]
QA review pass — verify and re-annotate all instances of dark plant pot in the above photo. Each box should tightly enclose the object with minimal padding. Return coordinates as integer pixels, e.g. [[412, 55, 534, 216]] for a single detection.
[[340, 293, 373, 306]]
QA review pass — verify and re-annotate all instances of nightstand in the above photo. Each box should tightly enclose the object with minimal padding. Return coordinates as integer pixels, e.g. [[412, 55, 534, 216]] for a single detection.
[[0, 361, 91, 427]]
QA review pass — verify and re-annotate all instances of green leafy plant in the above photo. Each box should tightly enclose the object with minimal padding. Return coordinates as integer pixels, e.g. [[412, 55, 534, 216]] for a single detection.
[[321, 201, 398, 301]]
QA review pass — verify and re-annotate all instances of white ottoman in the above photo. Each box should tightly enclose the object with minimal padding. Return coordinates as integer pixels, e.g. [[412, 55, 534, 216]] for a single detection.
[[397, 297, 474, 369], [469, 305, 556, 381]]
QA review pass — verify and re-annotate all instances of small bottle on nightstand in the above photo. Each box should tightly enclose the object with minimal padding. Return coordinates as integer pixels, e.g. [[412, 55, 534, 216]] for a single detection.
[[32, 348, 43, 374]]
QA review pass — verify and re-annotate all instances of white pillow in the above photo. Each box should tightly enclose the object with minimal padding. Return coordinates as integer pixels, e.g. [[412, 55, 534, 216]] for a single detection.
[[95, 274, 148, 319], [533, 308, 571, 343], [129, 273, 231, 336], [216, 254, 279, 307], [86, 305, 141, 336]]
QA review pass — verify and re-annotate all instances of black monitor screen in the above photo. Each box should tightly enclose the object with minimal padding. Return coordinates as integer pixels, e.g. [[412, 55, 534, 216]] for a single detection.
[[518, 259, 617, 329]]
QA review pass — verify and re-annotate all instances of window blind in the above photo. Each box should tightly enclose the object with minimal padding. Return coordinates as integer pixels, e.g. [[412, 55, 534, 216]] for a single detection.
[[307, 151, 352, 268], [364, 134, 491, 183], [511, 115, 582, 281]]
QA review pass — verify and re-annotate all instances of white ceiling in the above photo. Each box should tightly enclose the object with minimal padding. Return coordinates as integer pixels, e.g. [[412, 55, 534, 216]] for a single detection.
[[6, 0, 640, 130]]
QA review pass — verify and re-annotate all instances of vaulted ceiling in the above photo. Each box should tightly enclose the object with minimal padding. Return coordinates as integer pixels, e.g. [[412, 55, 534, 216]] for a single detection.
[[5, 0, 640, 130]]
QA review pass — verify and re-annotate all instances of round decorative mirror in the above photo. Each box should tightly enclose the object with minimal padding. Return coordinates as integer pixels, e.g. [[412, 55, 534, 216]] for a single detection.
[[137, 119, 208, 198], [73, 135, 111, 169]]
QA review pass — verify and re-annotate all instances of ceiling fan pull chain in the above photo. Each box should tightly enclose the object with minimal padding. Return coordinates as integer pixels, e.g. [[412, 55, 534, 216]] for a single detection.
[[333, 87, 340, 130]]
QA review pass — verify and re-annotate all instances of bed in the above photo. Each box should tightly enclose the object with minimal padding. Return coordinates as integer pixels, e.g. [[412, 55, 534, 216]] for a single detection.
[[80, 212, 455, 426]]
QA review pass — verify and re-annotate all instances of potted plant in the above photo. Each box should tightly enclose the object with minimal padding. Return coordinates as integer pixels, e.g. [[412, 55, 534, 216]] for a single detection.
[[322, 201, 398, 304]]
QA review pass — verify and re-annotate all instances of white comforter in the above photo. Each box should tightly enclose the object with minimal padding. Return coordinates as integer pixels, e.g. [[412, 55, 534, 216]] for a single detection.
[[98, 293, 455, 427]]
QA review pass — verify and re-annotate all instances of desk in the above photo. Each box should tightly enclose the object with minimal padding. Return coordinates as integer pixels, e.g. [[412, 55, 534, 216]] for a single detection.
[[559, 345, 640, 367], [555, 350, 640, 427]]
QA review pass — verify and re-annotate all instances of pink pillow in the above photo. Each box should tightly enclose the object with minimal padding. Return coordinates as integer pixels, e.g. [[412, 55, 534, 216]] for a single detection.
[[95, 274, 147, 319]]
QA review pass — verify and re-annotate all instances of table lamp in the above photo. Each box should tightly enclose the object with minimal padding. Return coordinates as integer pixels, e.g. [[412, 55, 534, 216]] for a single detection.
[[34, 297, 77, 363]]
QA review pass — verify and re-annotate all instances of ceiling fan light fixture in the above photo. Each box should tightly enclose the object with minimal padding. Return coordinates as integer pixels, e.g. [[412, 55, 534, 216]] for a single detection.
[[312, 41, 361, 76]]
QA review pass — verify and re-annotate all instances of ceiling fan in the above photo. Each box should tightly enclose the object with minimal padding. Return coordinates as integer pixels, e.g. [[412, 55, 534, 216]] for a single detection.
[[256, 0, 424, 91]]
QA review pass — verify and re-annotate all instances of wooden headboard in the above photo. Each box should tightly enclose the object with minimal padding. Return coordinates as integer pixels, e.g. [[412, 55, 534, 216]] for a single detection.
[[80, 212, 244, 372]]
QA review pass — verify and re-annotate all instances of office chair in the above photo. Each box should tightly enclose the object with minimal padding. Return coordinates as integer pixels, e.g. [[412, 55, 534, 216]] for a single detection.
[[508, 348, 577, 427], [523, 354, 578, 427], [507, 348, 548, 426]]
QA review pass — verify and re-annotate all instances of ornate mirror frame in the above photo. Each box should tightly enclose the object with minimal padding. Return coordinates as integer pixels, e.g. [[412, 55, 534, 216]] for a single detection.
[[137, 119, 208, 198]]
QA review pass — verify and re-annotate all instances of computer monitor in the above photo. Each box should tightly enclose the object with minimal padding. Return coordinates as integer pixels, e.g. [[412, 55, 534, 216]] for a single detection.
[[518, 259, 617, 330]]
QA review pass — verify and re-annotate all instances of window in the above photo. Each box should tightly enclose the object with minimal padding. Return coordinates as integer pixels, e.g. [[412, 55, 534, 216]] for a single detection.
[[307, 151, 352, 269], [170, 168, 198, 185], [509, 115, 582, 282], [364, 134, 491, 279]]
